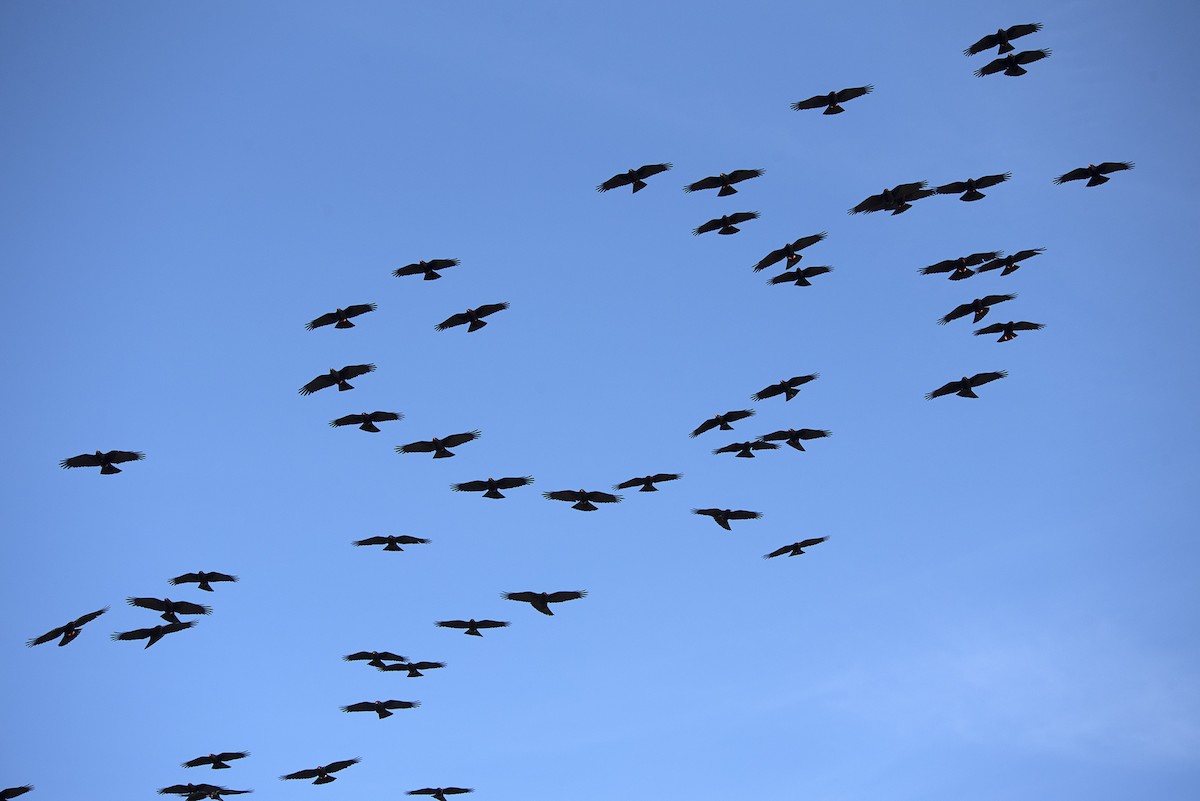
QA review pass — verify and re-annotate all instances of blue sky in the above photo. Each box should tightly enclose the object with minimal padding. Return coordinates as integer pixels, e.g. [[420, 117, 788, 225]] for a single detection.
[[3, 1, 1199, 799]]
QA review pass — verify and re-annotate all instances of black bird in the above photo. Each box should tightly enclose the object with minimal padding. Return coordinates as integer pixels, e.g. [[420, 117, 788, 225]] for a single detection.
[[111, 620, 195, 649], [975, 49, 1051, 77], [344, 651, 409, 668], [974, 321, 1045, 342], [751, 232, 828, 272], [713, 440, 779, 458], [764, 537, 829, 558], [919, 252, 1003, 281], [299, 364, 376, 395], [380, 661, 446, 677], [964, 23, 1043, 55], [280, 758, 360, 784], [436, 619, 510, 637], [613, 474, 682, 495], [352, 535, 430, 552], [408, 789, 473, 801], [0, 790, 32, 801], [935, 173, 1011, 201], [693, 508, 762, 531], [341, 699, 420, 719], [170, 571, 239, 592], [435, 303, 509, 332], [768, 265, 833, 287], [182, 752, 250, 770], [597, 163, 672, 193], [158, 783, 249, 799], [126, 597, 212, 624], [26, 607, 108, 647], [542, 489, 623, 511], [503, 590, 587, 616], [396, 431, 481, 459], [330, 411, 403, 432], [938, 294, 1016, 325], [752, 374, 819, 402], [691, 410, 754, 438], [1054, 162, 1134, 187], [59, 450, 144, 474], [306, 303, 377, 330], [683, 169, 764, 196], [926, 371, 1008, 399], [693, 211, 759, 236], [849, 182, 935, 215], [976, 248, 1045, 275], [758, 428, 832, 451], [451, 476, 534, 499], [394, 258, 460, 280], [791, 85, 873, 114]]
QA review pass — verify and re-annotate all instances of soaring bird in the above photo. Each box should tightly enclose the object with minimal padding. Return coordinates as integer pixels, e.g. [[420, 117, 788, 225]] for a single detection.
[[693, 211, 759, 236], [1054, 162, 1134, 187], [344, 651, 409, 668], [158, 783, 249, 799], [691, 410, 755, 438], [542, 489, 623, 511], [280, 758, 360, 784], [935, 173, 1011, 201], [975, 49, 1051, 77], [380, 661, 446, 677], [752, 374, 819, 402], [126, 597, 212, 624], [170, 571, 238, 592], [848, 182, 935, 215], [614, 473, 681, 492], [919, 252, 1003, 281], [938, 294, 1016, 325], [59, 450, 144, 475], [767, 265, 833, 287], [683, 169, 764, 196], [791, 85, 873, 114], [341, 699, 420, 719], [964, 23, 1043, 56], [393, 259, 460, 280], [299, 364, 376, 395], [712, 440, 779, 458], [408, 789, 473, 801], [926, 371, 1008, 399], [597, 163, 672, 193], [436, 619, 510, 637], [396, 431, 481, 459], [435, 303, 509, 332], [305, 303, 377, 330], [26, 607, 108, 647], [503, 590, 587, 616], [976, 248, 1045, 275], [352, 535, 430, 552], [451, 476, 534, 499], [111, 620, 195, 649], [758, 428, 832, 451], [764, 537, 829, 558], [181, 752, 250, 770], [0, 789, 33, 801], [330, 411, 403, 433], [751, 232, 828, 272], [973, 321, 1045, 342], [692, 508, 762, 531]]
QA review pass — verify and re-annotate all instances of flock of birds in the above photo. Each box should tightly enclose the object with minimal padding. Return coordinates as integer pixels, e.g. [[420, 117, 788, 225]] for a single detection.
[[14, 19, 1137, 801]]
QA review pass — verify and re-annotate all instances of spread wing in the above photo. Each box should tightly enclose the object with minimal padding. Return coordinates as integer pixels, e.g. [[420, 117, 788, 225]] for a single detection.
[[752, 246, 789, 272], [546, 591, 587, 603], [727, 510, 762, 520], [330, 414, 367, 427], [796, 429, 831, 440], [103, 450, 144, 464], [366, 411, 402, 423], [326, 758, 360, 773], [693, 217, 725, 235], [964, 32, 1001, 56], [474, 620, 509, 629], [726, 168, 764, 183], [543, 490, 583, 502], [583, 491, 622, 503], [397, 440, 437, 453], [648, 472, 681, 483], [300, 373, 338, 395], [965, 251, 1003, 265], [798, 536, 829, 548], [71, 607, 109, 627], [353, 537, 392, 546], [835, 85, 873, 102], [791, 92, 831, 110], [436, 620, 471, 629], [1054, 167, 1091, 184], [474, 302, 509, 318], [752, 383, 785, 401], [1015, 48, 1051, 64], [60, 453, 103, 468], [1096, 161, 1134, 174], [281, 769, 322, 780], [968, 371, 1008, 387], [440, 430, 481, 448], [343, 303, 377, 318], [791, 232, 827, 251], [451, 480, 490, 493], [1011, 321, 1045, 331], [339, 364, 376, 380], [504, 592, 540, 604], [1010, 248, 1045, 262], [979, 294, 1017, 307], [634, 163, 672, 180], [1006, 22, 1043, 39], [27, 624, 68, 646], [938, 303, 975, 325], [975, 56, 1010, 77], [435, 312, 471, 330], [173, 601, 212, 615], [306, 312, 340, 330], [341, 702, 378, 712], [925, 381, 961, 400], [727, 211, 760, 225], [494, 476, 534, 489], [935, 180, 969, 195], [763, 544, 795, 559], [683, 175, 724, 193], [973, 173, 1011, 189], [973, 324, 1006, 336], [597, 172, 634, 192]]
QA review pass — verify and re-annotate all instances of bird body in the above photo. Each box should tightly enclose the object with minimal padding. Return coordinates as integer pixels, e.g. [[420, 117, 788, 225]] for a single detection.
[[752, 374, 819, 402], [330, 411, 402, 432], [752, 232, 827, 271], [436, 619, 510, 637], [344, 650, 408, 668], [60, 450, 144, 474], [396, 430, 481, 459], [926, 371, 1008, 399], [683, 169, 764, 195], [938, 294, 1016, 325], [26, 607, 108, 647], [975, 49, 1051, 77], [126, 597, 212, 624], [792, 85, 873, 114], [170, 571, 238, 592], [614, 473, 681, 492], [280, 758, 360, 784], [920, 252, 1002, 281], [380, 660, 446, 677], [503, 590, 587, 616], [693, 508, 761, 531], [299, 364, 375, 395], [597, 163, 672, 193], [306, 303, 376, 330], [768, 265, 833, 286], [435, 303, 509, 332], [758, 428, 831, 451], [112, 620, 195, 648], [341, 699, 420, 719], [849, 182, 934, 215], [451, 476, 534, 499], [973, 321, 1045, 342], [542, 489, 623, 511], [394, 258, 460, 280], [977, 248, 1044, 275], [181, 752, 250, 770], [1054, 162, 1134, 187], [353, 535, 430, 551], [934, 173, 1010, 201], [693, 211, 759, 236], [964, 23, 1043, 55], [691, 410, 754, 438], [713, 440, 778, 458], [764, 537, 829, 558]]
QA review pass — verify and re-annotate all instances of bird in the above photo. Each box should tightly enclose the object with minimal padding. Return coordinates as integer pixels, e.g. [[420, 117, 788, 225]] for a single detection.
[[181, 752, 250, 770], [615, 473, 682, 492], [393, 258, 460, 280], [126, 597, 212, 624], [848, 182, 935, 215], [502, 590, 588, 616], [752, 374, 819, 402], [934, 173, 1011, 201], [330, 411, 403, 433], [1054, 162, 1134, 187], [380, 661, 446, 677], [542, 489, 623, 511], [305, 303, 377, 330], [938, 294, 1016, 325], [396, 431, 481, 459], [751, 232, 828, 272], [344, 651, 409, 668], [758, 428, 832, 451], [919, 252, 1003, 281], [764, 537, 829, 558], [436, 619, 510, 637], [974, 49, 1051, 77], [59, 450, 144, 474], [767, 265, 833, 287], [280, 758, 360, 784], [691, 410, 755, 438], [0, 790, 32, 801], [408, 789, 473, 801], [299, 364, 376, 395], [597, 163, 672, 193], [713, 440, 779, 458], [964, 23, 1043, 56], [926, 371, 1008, 399], [451, 476, 535, 499], [693, 508, 762, 531], [158, 783, 249, 799], [693, 211, 759, 235], [976, 248, 1045, 275], [169, 571, 238, 592], [683, 169, 764, 196], [111, 620, 195, 649], [26, 607, 108, 647], [352, 535, 430, 552], [791, 85, 873, 114], [435, 303, 509, 332], [973, 321, 1045, 342], [341, 699, 420, 719]]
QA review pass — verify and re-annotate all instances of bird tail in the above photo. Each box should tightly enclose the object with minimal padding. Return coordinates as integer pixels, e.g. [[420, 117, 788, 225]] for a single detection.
[[482, 488, 505, 499], [787, 441, 805, 451], [960, 189, 985, 201], [337, 380, 354, 391], [998, 41, 1015, 54], [572, 500, 599, 511], [718, 421, 733, 430], [786, 254, 801, 266], [198, 582, 214, 591], [890, 203, 912, 215], [999, 332, 1017, 342], [631, 179, 647, 193], [718, 225, 740, 235], [972, 310, 989, 323], [433, 447, 455, 459], [423, 270, 441, 280], [359, 421, 381, 433], [956, 387, 980, 398], [213, 762, 231, 769], [160, 612, 180, 623], [735, 450, 755, 458], [467, 319, 487, 332], [823, 103, 844, 115], [383, 542, 403, 551], [717, 185, 738, 196], [101, 463, 121, 474], [1001, 265, 1018, 276], [1003, 65, 1028, 76], [377, 709, 394, 719], [314, 776, 336, 784], [783, 389, 799, 401], [949, 269, 975, 281], [638, 484, 658, 492], [1086, 175, 1109, 187], [335, 319, 355, 328], [465, 628, 483, 636]]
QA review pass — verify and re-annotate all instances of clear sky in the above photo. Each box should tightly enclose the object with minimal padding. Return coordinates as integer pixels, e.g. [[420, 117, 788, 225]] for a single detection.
[[3, 1, 1199, 799]]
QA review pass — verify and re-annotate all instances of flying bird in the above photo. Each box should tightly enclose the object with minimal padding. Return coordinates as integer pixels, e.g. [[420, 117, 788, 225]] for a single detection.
[[299, 364, 376, 395], [396, 431, 481, 459], [352, 535, 430, 552], [597, 163, 672, 193], [503, 590, 587, 616], [451, 476, 534, 499], [614, 473, 681, 492], [280, 758, 360, 784], [974, 49, 1051, 77], [181, 752, 250, 770], [341, 699, 420, 719], [976, 248, 1045, 275], [973, 321, 1045, 342], [542, 489, 623, 511], [934, 173, 1011, 201], [768, 265, 833, 287], [691, 410, 755, 437], [393, 258, 460, 280], [0, 789, 32, 801], [305, 303, 377, 330], [1054, 162, 1134, 187], [126, 597, 212, 624], [964, 23, 1043, 55], [170, 571, 238, 592], [344, 651, 409, 668], [330, 411, 403, 432], [713, 440, 779, 458], [683, 169, 764, 196], [436, 619, 510, 637], [926, 371, 1008, 399], [938, 294, 1016, 325], [59, 450, 144, 474], [758, 428, 832, 451], [380, 661, 446, 677], [919, 252, 1003, 281], [848, 182, 935, 215], [158, 784, 249, 799], [751, 232, 828, 272], [435, 303, 509, 332], [764, 537, 829, 558], [408, 789, 473, 801], [693, 211, 759, 236], [111, 620, 195, 649], [752, 374, 819, 402], [791, 85, 873, 114], [26, 607, 108, 647], [692, 508, 762, 531]]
